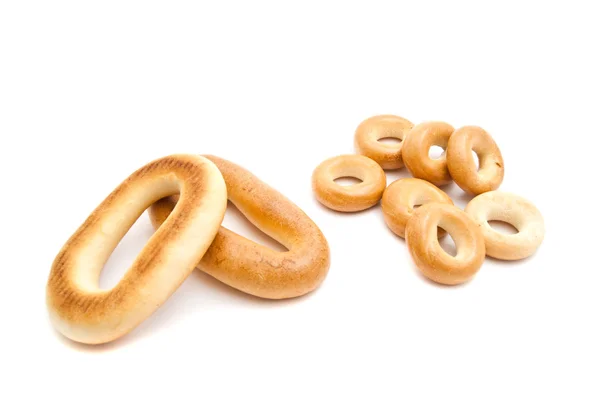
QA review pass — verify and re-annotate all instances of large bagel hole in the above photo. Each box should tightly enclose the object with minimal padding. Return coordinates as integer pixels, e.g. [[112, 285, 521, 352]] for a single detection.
[[334, 176, 363, 186], [488, 220, 518, 235], [99, 214, 155, 290], [428, 145, 445, 159], [438, 232, 458, 257], [377, 137, 403, 146], [472, 150, 480, 171], [223, 201, 288, 252]]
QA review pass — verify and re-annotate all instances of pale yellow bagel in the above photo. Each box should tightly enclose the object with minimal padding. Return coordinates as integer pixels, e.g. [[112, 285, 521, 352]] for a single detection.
[[402, 121, 455, 186], [312, 154, 386, 212], [149, 155, 331, 300], [46, 154, 227, 345], [354, 114, 414, 170], [406, 203, 486, 285], [381, 178, 453, 238], [465, 191, 545, 260], [446, 125, 504, 195]]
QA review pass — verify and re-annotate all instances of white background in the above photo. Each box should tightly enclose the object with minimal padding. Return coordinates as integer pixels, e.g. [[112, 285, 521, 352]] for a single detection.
[[1, 1, 599, 400]]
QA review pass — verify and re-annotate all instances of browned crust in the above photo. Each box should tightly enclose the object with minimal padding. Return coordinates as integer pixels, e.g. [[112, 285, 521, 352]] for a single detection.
[[149, 155, 331, 300], [354, 115, 414, 170], [46, 154, 227, 344]]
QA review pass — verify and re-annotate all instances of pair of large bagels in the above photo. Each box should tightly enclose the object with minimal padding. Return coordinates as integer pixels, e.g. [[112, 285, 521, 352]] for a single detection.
[[46, 154, 330, 345]]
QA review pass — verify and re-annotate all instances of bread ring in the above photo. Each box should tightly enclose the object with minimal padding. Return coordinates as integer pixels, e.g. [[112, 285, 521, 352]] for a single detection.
[[446, 125, 504, 195], [312, 154, 386, 212], [46, 154, 227, 344], [402, 121, 455, 186], [381, 178, 453, 238], [465, 191, 544, 260], [405, 203, 486, 285], [354, 114, 414, 170], [149, 155, 331, 300]]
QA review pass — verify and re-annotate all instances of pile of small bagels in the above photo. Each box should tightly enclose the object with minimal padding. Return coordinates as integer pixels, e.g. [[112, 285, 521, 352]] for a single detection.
[[312, 115, 545, 286]]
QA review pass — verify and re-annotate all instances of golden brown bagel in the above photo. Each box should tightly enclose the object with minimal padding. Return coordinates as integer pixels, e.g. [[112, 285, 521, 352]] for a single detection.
[[312, 154, 386, 212], [381, 178, 453, 238], [149, 155, 331, 300], [402, 121, 455, 186], [46, 154, 228, 344], [465, 191, 545, 260], [354, 114, 414, 170], [446, 125, 504, 195], [405, 203, 486, 285]]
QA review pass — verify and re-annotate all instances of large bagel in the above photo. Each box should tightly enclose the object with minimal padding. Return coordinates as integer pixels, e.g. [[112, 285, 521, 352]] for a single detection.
[[46, 154, 228, 345], [149, 155, 331, 300]]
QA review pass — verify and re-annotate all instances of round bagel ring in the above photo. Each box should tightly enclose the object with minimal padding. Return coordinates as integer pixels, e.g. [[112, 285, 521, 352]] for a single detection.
[[354, 114, 414, 170], [312, 154, 386, 212], [446, 125, 504, 195], [402, 121, 455, 186], [149, 155, 331, 300], [465, 191, 545, 260], [46, 154, 227, 345], [405, 203, 486, 285], [381, 178, 453, 239]]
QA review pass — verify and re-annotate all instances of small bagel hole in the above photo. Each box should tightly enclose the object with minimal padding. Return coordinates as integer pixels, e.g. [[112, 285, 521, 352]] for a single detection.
[[377, 137, 403, 146], [334, 176, 363, 186], [488, 220, 518, 235], [412, 203, 423, 210], [428, 145, 445, 160], [472, 150, 480, 171], [438, 233, 458, 257]]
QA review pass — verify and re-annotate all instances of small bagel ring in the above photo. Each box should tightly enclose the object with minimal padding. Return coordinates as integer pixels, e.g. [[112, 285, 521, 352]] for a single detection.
[[405, 203, 486, 285], [465, 191, 545, 260], [402, 121, 455, 186], [312, 154, 386, 212], [381, 178, 453, 238], [354, 114, 414, 170], [149, 155, 331, 300], [446, 125, 504, 195], [46, 154, 228, 344]]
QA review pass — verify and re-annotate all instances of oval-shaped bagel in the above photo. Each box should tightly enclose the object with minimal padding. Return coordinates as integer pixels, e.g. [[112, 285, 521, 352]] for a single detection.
[[312, 154, 386, 212], [406, 203, 486, 285], [465, 191, 545, 260], [149, 155, 331, 300], [446, 125, 504, 195], [381, 178, 453, 238], [354, 114, 414, 170], [46, 154, 227, 345], [402, 121, 455, 186]]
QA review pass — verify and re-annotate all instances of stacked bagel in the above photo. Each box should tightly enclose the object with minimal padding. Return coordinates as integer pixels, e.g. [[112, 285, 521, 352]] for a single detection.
[[46, 154, 331, 345], [312, 115, 544, 285]]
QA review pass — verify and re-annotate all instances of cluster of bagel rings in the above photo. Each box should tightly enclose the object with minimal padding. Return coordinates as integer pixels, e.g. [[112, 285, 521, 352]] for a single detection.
[[312, 115, 545, 285], [46, 154, 330, 345]]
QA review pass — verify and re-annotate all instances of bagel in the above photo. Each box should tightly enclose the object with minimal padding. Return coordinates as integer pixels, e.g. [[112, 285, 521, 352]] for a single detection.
[[405, 203, 486, 285], [381, 178, 453, 238], [46, 154, 228, 344], [354, 114, 414, 170], [402, 121, 455, 186], [312, 154, 386, 212], [149, 155, 331, 300], [465, 191, 544, 260], [446, 125, 504, 195]]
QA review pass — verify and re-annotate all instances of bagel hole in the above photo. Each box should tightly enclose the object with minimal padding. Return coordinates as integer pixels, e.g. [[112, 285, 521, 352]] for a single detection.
[[99, 215, 155, 290], [222, 201, 288, 252], [488, 220, 518, 235], [377, 137, 403, 146], [438, 233, 458, 257], [412, 203, 423, 210], [334, 176, 363, 186], [472, 150, 480, 171], [428, 145, 445, 160]]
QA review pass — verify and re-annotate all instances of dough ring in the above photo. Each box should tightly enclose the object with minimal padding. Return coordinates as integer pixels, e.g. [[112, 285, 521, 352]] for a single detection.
[[46, 154, 227, 344], [150, 155, 331, 300], [465, 191, 545, 260], [312, 154, 386, 212]]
